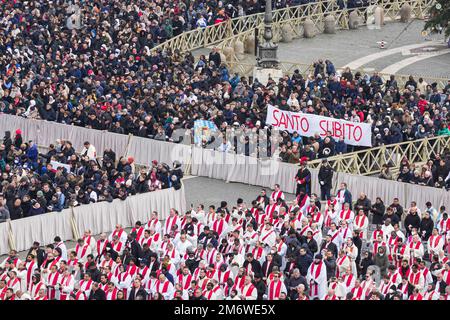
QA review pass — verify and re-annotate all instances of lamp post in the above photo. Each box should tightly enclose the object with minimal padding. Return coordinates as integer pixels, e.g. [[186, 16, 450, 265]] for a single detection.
[[253, 0, 282, 84], [256, 0, 279, 68]]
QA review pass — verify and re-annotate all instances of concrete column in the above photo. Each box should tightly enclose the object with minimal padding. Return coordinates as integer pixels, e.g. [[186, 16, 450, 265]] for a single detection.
[[233, 40, 245, 61], [324, 15, 336, 34], [281, 24, 293, 42], [223, 47, 235, 62], [400, 4, 412, 23], [349, 11, 360, 30], [303, 19, 316, 38], [244, 35, 256, 54], [374, 7, 384, 29]]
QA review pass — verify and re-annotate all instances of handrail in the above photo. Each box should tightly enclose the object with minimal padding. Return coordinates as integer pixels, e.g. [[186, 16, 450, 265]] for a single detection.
[[307, 134, 450, 176], [150, 0, 434, 54]]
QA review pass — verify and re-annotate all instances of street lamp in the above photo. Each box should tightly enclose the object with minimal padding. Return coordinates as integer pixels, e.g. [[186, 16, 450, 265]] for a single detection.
[[253, 0, 282, 84], [256, 0, 279, 68]]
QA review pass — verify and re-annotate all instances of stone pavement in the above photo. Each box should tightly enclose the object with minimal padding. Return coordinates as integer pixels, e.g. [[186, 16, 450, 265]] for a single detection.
[[194, 20, 450, 78], [0, 177, 295, 260]]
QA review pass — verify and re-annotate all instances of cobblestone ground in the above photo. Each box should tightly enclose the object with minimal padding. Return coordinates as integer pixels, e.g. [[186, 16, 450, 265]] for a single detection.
[[194, 20, 450, 78]]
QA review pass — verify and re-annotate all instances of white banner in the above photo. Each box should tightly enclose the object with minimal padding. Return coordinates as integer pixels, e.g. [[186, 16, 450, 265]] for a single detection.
[[265, 105, 372, 147]]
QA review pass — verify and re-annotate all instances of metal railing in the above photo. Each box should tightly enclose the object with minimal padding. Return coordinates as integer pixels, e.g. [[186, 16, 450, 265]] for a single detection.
[[151, 0, 433, 55], [307, 134, 450, 175]]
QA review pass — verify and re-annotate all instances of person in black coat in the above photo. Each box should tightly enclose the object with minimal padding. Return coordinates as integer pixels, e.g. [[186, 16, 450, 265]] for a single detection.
[[125, 233, 142, 261], [305, 231, 318, 255], [128, 279, 148, 300], [190, 287, 207, 300], [358, 251, 374, 277], [323, 250, 337, 280], [255, 191, 269, 207], [208, 48, 221, 67], [283, 255, 297, 276], [27, 242, 46, 268], [253, 274, 267, 300], [382, 207, 400, 226], [88, 283, 106, 300], [370, 197, 385, 225], [352, 230, 363, 266], [86, 262, 102, 283], [319, 235, 338, 258], [295, 160, 311, 196], [284, 268, 309, 300], [354, 193, 372, 215], [261, 254, 276, 278], [296, 247, 313, 276], [404, 208, 421, 237], [243, 253, 262, 276], [419, 211, 434, 241], [318, 159, 334, 200]]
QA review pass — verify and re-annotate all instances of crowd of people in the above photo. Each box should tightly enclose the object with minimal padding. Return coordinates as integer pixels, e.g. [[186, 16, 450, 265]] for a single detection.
[[1, 176, 449, 300], [1, 1, 449, 165], [0, 130, 183, 221], [376, 151, 450, 191]]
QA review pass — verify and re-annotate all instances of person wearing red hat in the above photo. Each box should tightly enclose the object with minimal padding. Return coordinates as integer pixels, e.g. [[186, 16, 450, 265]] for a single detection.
[[14, 129, 23, 149], [295, 158, 311, 197]]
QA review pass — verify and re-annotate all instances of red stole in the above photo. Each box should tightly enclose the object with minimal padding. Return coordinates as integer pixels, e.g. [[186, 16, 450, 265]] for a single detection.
[[344, 274, 354, 287], [429, 235, 442, 249], [165, 215, 178, 234], [264, 261, 273, 276], [277, 241, 284, 253], [372, 230, 383, 241], [271, 191, 282, 201], [106, 287, 118, 300], [309, 261, 324, 296], [75, 244, 89, 258], [47, 272, 60, 299], [29, 281, 44, 299], [112, 241, 123, 252], [265, 204, 278, 216], [217, 270, 230, 284], [268, 280, 282, 299], [242, 284, 255, 297], [252, 247, 264, 260], [351, 286, 364, 300], [112, 229, 124, 240], [68, 258, 79, 268], [340, 209, 351, 221], [178, 274, 192, 290], [156, 280, 170, 293], [355, 215, 366, 237], [329, 230, 339, 243], [97, 240, 109, 256], [79, 279, 93, 292], [409, 241, 422, 250], [126, 264, 138, 276], [336, 256, 348, 277], [213, 219, 225, 235], [261, 230, 274, 242], [59, 275, 73, 300], [26, 261, 36, 286]]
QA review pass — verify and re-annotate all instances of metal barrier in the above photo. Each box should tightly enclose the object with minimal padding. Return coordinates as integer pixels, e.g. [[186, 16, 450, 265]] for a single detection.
[[151, 0, 433, 55], [307, 134, 450, 175]]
